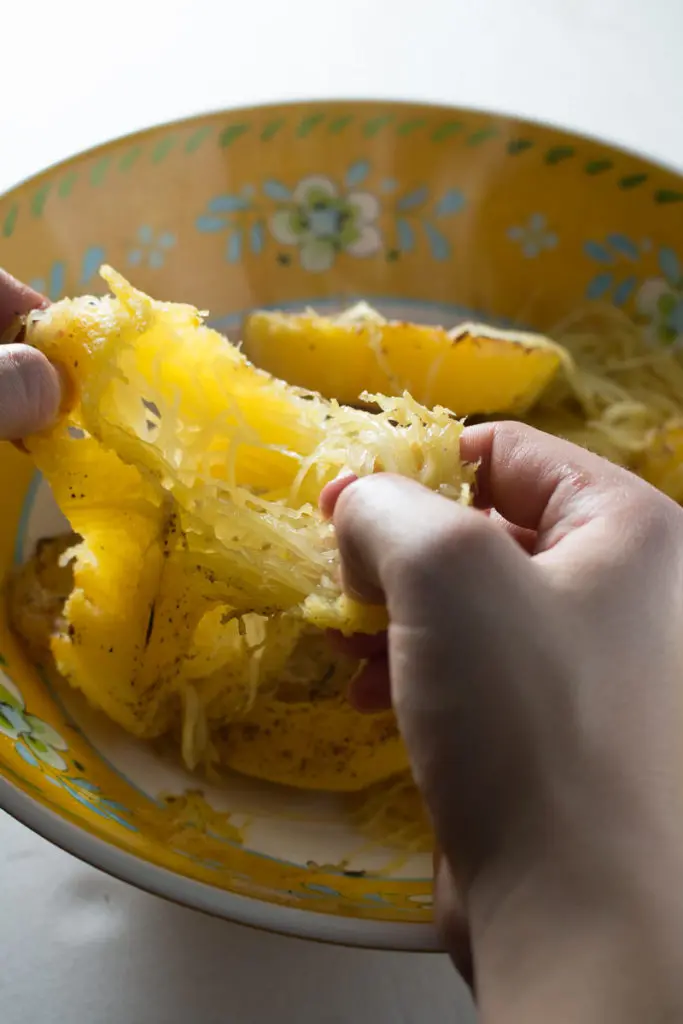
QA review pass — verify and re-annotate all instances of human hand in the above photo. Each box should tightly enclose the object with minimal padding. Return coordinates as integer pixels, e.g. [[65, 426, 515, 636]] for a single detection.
[[323, 422, 683, 1023], [0, 268, 61, 438]]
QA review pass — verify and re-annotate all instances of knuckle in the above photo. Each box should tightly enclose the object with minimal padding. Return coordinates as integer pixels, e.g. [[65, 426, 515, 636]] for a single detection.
[[634, 486, 683, 550], [492, 418, 569, 461], [490, 418, 533, 449], [590, 484, 683, 589]]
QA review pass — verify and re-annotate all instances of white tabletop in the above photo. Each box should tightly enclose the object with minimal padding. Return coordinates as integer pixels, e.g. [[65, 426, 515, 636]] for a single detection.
[[2, 0, 682, 1021]]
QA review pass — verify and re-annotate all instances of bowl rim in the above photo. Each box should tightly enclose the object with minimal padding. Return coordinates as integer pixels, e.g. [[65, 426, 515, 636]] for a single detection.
[[0, 775, 441, 951], [1, 97, 681, 209]]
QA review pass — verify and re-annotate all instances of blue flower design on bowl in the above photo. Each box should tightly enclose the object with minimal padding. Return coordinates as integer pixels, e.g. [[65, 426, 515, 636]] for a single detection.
[[583, 234, 647, 306], [53, 775, 137, 831], [636, 247, 683, 346], [29, 261, 66, 302], [269, 175, 382, 272], [128, 225, 176, 269], [507, 213, 558, 258], [0, 670, 135, 830], [0, 674, 67, 770]]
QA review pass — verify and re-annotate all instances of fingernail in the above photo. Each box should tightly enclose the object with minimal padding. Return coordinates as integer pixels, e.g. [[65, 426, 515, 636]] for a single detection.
[[53, 361, 74, 416], [319, 472, 358, 519]]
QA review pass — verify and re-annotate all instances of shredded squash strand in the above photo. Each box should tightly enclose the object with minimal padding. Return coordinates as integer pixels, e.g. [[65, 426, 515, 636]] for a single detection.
[[26, 267, 473, 639]]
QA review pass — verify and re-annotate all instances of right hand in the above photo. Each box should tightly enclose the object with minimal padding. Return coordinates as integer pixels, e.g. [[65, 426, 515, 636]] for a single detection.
[[0, 268, 61, 438], [324, 421, 683, 1022]]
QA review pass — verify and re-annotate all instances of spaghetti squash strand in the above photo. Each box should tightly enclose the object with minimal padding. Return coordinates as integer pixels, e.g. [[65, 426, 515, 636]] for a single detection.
[[25, 267, 474, 639]]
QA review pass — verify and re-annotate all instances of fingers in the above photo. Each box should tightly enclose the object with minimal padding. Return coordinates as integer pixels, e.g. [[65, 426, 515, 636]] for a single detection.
[[0, 269, 46, 338], [0, 269, 59, 438], [322, 423, 641, 602], [0, 345, 62, 438], [322, 423, 634, 605], [462, 421, 627, 537], [330, 473, 524, 626]]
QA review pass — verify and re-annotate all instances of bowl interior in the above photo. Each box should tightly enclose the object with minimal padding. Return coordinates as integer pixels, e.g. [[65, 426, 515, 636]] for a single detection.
[[1, 100, 682, 948]]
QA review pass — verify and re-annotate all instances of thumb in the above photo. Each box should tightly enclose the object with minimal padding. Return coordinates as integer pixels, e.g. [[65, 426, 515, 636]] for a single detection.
[[0, 268, 61, 439], [331, 472, 524, 627], [0, 345, 63, 439]]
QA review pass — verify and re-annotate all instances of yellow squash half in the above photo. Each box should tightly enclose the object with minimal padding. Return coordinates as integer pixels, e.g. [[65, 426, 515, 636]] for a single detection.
[[243, 305, 563, 415]]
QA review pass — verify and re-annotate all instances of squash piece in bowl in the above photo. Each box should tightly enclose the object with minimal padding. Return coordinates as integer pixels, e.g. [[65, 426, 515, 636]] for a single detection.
[[13, 266, 473, 797], [243, 305, 563, 415], [218, 629, 408, 792]]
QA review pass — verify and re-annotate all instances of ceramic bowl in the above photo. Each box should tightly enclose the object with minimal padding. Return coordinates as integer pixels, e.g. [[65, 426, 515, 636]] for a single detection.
[[1, 101, 682, 950]]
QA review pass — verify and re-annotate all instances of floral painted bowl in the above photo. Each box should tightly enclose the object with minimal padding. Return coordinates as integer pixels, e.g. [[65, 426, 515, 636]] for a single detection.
[[0, 101, 682, 950]]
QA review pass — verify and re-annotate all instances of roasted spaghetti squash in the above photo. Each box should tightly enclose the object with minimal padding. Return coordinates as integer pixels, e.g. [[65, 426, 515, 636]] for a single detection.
[[14, 266, 473, 787]]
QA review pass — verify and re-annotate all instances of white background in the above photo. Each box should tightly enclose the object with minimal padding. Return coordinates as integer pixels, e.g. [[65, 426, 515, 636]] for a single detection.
[[1, 0, 682, 1020]]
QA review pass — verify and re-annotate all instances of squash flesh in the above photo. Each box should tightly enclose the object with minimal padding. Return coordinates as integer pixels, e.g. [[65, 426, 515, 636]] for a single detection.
[[18, 267, 473, 781], [243, 308, 562, 415]]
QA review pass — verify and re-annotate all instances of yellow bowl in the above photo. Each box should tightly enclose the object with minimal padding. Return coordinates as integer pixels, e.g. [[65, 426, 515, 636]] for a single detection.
[[1, 101, 682, 949]]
